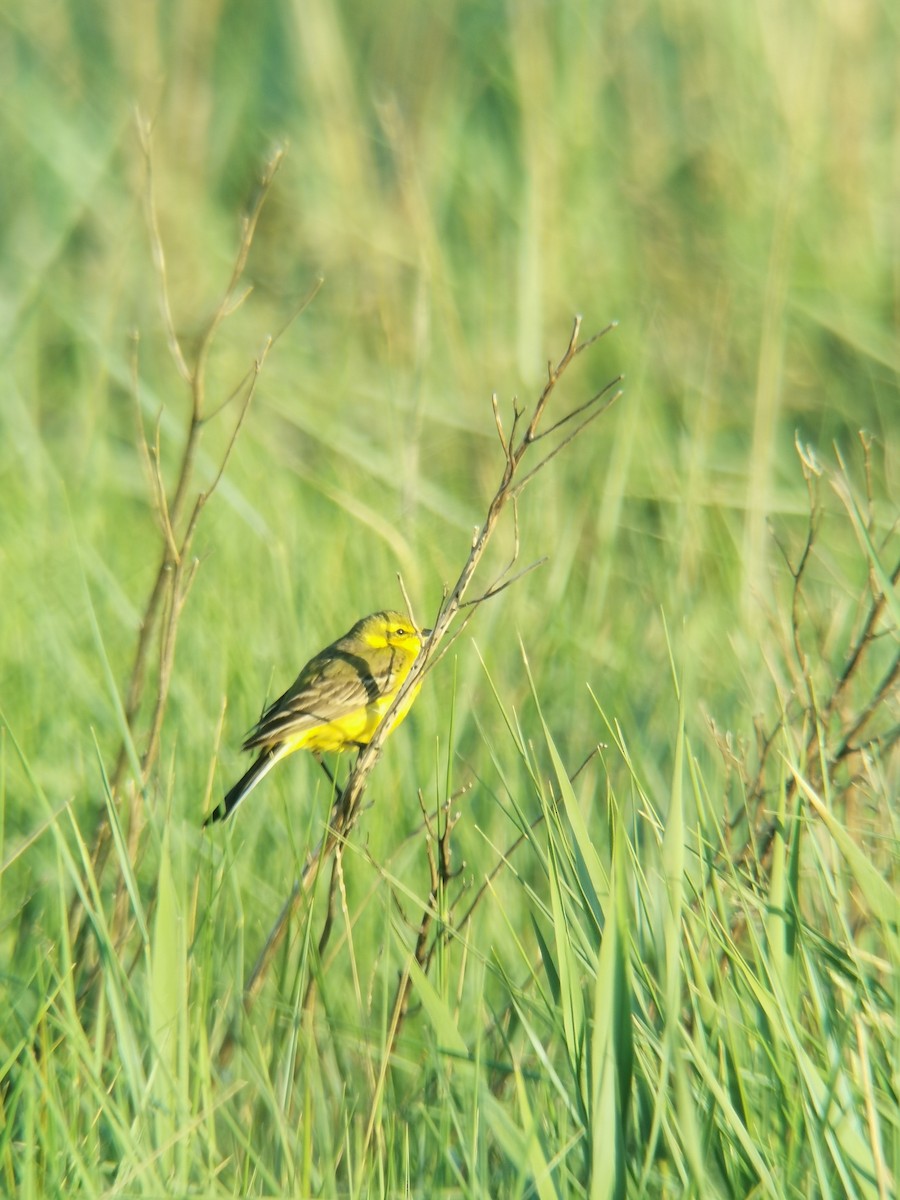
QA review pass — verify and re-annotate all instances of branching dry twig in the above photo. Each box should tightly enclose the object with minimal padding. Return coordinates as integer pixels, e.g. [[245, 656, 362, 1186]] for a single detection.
[[241, 317, 622, 1009], [719, 434, 899, 902], [70, 132, 310, 971], [373, 792, 461, 1111], [355, 795, 461, 1162]]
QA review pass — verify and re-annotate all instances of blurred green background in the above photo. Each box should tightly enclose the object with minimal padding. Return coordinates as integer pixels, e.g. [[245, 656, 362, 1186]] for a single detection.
[[1, 0, 897, 1194], [4, 0, 895, 805]]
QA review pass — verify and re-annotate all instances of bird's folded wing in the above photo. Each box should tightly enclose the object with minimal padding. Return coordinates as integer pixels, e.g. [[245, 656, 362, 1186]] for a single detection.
[[242, 651, 394, 749]]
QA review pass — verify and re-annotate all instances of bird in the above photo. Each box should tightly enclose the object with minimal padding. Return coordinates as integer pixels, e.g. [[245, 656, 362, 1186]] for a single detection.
[[204, 610, 429, 824]]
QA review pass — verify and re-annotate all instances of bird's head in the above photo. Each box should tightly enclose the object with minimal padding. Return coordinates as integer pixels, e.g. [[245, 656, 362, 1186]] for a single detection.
[[357, 610, 430, 656]]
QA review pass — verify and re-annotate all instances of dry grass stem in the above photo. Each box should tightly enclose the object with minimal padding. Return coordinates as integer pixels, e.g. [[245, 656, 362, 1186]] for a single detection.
[[242, 320, 621, 1006], [70, 137, 310, 975]]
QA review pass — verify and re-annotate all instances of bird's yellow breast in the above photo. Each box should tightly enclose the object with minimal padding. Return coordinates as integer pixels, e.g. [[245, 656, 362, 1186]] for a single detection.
[[282, 677, 423, 755]]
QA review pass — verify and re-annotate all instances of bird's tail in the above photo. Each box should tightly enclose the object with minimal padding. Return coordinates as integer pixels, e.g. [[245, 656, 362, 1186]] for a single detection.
[[203, 746, 283, 825]]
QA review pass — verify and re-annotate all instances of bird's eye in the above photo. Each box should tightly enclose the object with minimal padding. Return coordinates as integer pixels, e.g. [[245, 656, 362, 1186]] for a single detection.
[[394, 627, 406, 637]]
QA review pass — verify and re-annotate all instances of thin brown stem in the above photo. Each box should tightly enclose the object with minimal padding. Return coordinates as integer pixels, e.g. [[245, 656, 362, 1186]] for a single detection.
[[72, 136, 301, 966], [242, 317, 621, 1007]]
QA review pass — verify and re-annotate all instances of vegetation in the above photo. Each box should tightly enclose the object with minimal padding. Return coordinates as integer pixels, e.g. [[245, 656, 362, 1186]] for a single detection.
[[1, 1, 896, 1196]]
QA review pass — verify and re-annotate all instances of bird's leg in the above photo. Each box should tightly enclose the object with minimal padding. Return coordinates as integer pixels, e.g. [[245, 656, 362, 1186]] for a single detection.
[[313, 752, 336, 787]]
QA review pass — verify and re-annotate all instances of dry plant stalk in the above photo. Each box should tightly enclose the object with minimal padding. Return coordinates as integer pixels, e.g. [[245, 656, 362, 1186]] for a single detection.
[[357, 792, 461, 1160], [71, 131, 316, 962], [718, 433, 899, 904], [366, 744, 601, 1064], [241, 317, 622, 1009]]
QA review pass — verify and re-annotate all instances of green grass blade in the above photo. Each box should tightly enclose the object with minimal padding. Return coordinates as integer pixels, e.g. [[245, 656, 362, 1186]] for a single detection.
[[793, 767, 897, 930], [589, 816, 632, 1200]]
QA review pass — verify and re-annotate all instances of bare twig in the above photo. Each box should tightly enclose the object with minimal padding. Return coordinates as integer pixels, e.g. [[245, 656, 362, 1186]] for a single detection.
[[460, 557, 548, 607], [512, 382, 622, 496], [106, 139, 288, 801], [382, 792, 459, 1057], [242, 316, 621, 1007], [720, 436, 898, 909], [71, 134, 304, 968], [137, 112, 192, 384], [302, 850, 344, 1012]]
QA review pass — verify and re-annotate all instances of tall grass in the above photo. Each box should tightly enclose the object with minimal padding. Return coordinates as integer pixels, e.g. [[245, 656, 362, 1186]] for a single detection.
[[1, 0, 897, 1196]]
